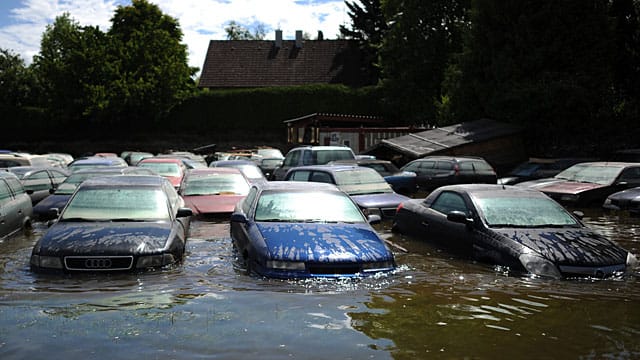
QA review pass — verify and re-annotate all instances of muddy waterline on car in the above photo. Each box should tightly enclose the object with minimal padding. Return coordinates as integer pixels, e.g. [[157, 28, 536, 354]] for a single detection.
[[0, 209, 639, 359]]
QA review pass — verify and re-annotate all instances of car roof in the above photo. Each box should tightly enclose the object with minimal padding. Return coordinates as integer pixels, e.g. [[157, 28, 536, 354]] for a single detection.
[[138, 157, 183, 164], [0, 171, 20, 180], [211, 160, 256, 166], [186, 167, 243, 176], [414, 155, 488, 162], [289, 145, 354, 151], [288, 164, 363, 173], [80, 175, 166, 187], [255, 180, 340, 192], [568, 161, 640, 168], [435, 183, 549, 197]]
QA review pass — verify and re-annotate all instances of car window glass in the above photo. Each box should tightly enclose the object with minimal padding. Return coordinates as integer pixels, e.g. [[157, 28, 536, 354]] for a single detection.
[[242, 187, 258, 214], [309, 171, 333, 183], [50, 170, 68, 180], [619, 167, 640, 181], [62, 188, 170, 220], [472, 161, 493, 171], [302, 150, 314, 165], [288, 170, 311, 181], [254, 191, 364, 222], [29, 171, 50, 180], [283, 151, 299, 167], [459, 162, 473, 171], [314, 149, 354, 165], [0, 180, 11, 202], [4, 177, 25, 195], [436, 161, 454, 170], [419, 161, 435, 170], [183, 173, 249, 196], [431, 192, 468, 215], [403, 162, 419, 171], [475, 196, 578, 227]]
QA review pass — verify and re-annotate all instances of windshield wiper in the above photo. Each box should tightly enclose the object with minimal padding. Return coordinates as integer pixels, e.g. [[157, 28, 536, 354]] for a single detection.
[[110, 218, 141, 222], [59, 217, 99, 222]]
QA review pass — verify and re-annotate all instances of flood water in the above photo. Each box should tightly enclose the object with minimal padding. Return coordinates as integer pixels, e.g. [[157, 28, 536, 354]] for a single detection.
[[1, 209, 639, 359]]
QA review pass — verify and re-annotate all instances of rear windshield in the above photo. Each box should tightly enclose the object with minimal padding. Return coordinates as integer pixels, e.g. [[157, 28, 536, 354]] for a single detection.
[[313, 150, 355, 165]]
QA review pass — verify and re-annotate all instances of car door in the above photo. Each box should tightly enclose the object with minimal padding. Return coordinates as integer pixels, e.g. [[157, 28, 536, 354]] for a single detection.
[[423, 191, 475, 257], [22, 170, 53, 204], [406, 160, 435, 190], [0, 180, 12, 237], [431, 160, 455, 188]]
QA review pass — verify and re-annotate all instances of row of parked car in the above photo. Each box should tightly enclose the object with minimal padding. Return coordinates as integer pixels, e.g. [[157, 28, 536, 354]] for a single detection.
[[1, 146, 639, 280]]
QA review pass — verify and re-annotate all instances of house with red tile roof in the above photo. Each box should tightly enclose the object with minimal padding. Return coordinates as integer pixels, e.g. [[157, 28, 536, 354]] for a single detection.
[[198, 30, 370, 89]]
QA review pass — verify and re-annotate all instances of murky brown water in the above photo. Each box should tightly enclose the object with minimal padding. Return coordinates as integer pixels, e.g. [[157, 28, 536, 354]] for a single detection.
[[0, 209, 639, 359]]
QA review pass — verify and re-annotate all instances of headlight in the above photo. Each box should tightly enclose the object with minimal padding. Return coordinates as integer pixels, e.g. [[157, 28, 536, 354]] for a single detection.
[[136, 254, 175, 268], [266, 260, 305, 271], [519, 253, 562, 279], [362, 261, 395, 272], [627, 252, 638, 268], [603, 198, 612, 206], [31, 255, 63, 269]]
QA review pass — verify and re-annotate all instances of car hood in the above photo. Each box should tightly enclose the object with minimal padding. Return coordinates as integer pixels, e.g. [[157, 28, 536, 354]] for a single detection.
[[515, 178, 565, 189], [493, 227, 628, 266], [33, 194, 72, 214], [608, 187, 640, 200], [351, 192, 410, 208], [539, 181, 606, 194], [256, 222, 392, 263], [35, 221, 173, 256], [183, 194, 244, 214]]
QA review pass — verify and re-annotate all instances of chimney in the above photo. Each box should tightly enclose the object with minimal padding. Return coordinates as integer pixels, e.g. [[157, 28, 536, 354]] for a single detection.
[[317, 31, 323, 40], [295, 30, 303, 48], [275, 29, 282, 48]]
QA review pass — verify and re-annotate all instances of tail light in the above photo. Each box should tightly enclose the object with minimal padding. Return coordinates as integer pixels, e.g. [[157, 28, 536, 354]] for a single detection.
[[454, 164, 460, 176], [395, 203, 404, 213]]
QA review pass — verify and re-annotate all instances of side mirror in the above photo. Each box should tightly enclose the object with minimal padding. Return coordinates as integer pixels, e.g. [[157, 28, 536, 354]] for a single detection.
[[47, 208, 60, 219], [176, 207, 193, 218], [26, 189, 34, 195], [447, 211, 473, 225], [49, 188, 56, 194], [230, 213, 248, 223], [572, 210, 584, 220], [367, 214, 382, 225]]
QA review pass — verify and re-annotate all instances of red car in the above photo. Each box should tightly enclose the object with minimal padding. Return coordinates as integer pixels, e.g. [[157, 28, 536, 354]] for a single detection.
[[178, 168, 251, 216], [137, 157, 186, 188]]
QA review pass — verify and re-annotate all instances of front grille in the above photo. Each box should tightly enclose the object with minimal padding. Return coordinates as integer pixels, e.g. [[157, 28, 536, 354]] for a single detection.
[[307, 263, 361, 275], [64, 256, 134, 271]]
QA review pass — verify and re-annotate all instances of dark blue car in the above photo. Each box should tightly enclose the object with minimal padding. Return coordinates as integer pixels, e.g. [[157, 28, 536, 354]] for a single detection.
[[30, 175, 192, 272], [230, 181, 396, 279]]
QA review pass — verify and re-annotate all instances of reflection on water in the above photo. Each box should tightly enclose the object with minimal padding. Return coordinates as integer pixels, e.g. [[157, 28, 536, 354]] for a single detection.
[[0, 211, 639, 359]]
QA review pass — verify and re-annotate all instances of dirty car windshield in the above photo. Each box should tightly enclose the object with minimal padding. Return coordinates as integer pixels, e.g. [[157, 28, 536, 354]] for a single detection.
[[254, 191, 364, 223], [183, 173, 250, 196], [62, 187, 170, 221], [474, 196, 578, 227], [334, 169, 392, 195]]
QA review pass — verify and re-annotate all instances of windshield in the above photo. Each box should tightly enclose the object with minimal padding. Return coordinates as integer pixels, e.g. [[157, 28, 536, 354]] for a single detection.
[[139, 162, 181, 177], [554, 164, 622, 185], [333, 169, 392, 195], [62, 187, 170, 221], [474, 196, 579, 227], [255, 191, 365, 223], [183, 173, 250, 196]]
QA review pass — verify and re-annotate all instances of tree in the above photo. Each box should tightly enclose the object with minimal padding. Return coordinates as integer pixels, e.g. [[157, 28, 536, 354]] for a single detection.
[[448, 0, 614, 153], [225, 20, 267, 40], [0, 48, 34, 110], [107, 0, 197, 125], [31, 14, 107, 125], [339, 0, 388, 85], [378, 0, 470, 125]]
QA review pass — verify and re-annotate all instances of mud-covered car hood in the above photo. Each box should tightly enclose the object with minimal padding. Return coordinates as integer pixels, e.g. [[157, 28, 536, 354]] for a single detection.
[[539, 181, 606, 195], [256, 222, 393, 263], [183, 194, 244, 214], [515, 178, 566, 189], [351, 192, 410, 208], [493, 227, 628, 266], [34, 221, 173, 256]]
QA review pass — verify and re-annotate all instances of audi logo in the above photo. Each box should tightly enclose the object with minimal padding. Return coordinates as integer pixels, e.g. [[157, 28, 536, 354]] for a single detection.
[[85, 258, 112, 269]]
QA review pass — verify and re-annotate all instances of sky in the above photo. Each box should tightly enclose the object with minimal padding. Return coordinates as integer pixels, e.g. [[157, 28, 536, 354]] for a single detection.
[[0, 0, 349, 72]]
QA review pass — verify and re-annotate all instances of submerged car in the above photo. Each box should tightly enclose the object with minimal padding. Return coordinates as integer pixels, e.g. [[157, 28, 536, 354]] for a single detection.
[[32, 167, 156, 221], [209, 160, 266, 184], [67, 156, 127, 172], [273, 145, 356, 180], [179, 168, 251, 216], [30, 175, 193, 273], [230, 181, 396, 279], [603, 187, 640, 216], [329, 159, 418, 195], [519, 162, 640, 207], [498, 158, 594, 185], [0, 172, 33, 239], [284, 165, 410, 220], [7, 166, 69, 205], [400, 156, 497, 192], [392, 184, 637, 278]]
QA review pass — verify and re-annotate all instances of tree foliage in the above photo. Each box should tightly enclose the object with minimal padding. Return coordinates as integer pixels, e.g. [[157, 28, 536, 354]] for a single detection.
[[225, 20, 267, 40], [339, 0, 387, 85]]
